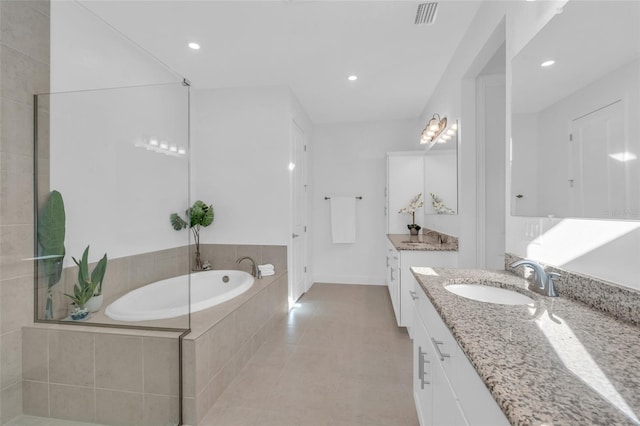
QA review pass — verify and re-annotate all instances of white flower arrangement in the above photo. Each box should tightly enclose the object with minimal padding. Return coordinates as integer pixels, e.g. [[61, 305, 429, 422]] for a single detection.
[[399, 193, 424, 227], [430, 192, 455, 215]]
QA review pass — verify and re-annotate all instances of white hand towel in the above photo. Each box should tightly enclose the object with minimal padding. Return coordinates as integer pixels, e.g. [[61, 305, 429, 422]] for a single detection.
[[260, 270, 275, 277], [258, 264, 275, 273], [330, 196, 357, 244]]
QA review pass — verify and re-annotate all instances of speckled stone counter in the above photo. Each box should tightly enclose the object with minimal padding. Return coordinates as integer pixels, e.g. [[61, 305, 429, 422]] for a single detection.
[[411, 267, 640, 426], [387, 229, 458, 251]]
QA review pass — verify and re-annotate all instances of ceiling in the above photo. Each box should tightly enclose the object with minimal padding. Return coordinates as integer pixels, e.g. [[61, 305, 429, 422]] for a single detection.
[[79, 0, 482, 124]]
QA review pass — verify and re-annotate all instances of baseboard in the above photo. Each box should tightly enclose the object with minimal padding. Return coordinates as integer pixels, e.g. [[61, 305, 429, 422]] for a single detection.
[[312, 275, 386, 286]]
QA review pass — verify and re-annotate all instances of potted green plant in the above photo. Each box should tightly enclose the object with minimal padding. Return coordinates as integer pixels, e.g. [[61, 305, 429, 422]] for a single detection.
[[37, 190, 66, 320], [64, 246, 108, 319], [170, 200, 214, 271], [399, 193, 424, 235]]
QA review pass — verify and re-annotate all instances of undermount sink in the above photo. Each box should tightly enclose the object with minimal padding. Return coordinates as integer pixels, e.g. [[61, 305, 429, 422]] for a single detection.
[[445, 284, 534, 305]]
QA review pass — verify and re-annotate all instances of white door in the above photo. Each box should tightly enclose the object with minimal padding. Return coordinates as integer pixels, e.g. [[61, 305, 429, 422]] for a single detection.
[[290, 120, 306, 303], [569, 100, 626, 218]]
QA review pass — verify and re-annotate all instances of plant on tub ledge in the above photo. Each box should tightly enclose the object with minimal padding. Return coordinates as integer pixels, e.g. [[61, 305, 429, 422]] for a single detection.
[[399, 193, 424, 235], [170, 200, 214, 271], [64, 246, 108, 320]]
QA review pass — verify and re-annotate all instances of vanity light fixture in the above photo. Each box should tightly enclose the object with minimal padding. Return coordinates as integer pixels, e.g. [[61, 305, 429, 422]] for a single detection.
[[541, 59, 555, 67], [420, 114, 455, 145], [348, 75, 358, 81], [188, 42, 201, 50]]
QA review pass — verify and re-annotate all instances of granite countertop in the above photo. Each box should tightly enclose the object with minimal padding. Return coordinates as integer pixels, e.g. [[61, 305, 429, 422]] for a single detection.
[[387, 230, 458, 252], [410, 267, 640, 426]]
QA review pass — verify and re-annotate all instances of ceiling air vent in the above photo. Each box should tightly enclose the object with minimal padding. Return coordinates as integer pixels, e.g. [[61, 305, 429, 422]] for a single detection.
[[415, 2, 438, 25]]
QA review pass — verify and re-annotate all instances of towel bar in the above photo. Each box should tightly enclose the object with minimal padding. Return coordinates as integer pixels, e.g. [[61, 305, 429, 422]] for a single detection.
[[324, 196, 363, 200]]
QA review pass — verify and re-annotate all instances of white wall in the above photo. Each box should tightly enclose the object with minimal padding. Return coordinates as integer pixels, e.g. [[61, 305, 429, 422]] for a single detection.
[[191, 86, 292, 245], [424, 151, 457, 215], [312, 119, 418, 285]]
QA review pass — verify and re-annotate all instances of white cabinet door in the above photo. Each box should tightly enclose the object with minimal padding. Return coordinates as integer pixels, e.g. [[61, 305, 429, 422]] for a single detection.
[[400, 251, 458, 328], [413, 316, 433, 426]]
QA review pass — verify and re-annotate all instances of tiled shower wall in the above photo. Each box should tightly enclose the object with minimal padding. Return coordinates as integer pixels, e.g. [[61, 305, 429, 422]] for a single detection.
[[47, 244, 287, 320], [0, 1, 51, 423]]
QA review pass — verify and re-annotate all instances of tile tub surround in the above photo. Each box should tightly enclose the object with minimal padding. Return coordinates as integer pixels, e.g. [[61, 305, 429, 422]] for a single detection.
[[21, 326, 183, 425], [506, 253, 640, 326], [387, 228, 458, 251], [41, 243, 286, 322], [22, 270, 289, 425], [182, 271, 289, 425], [411, 267, 640, 426]]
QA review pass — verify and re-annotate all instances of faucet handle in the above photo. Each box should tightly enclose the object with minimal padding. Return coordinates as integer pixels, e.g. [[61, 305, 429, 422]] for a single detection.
[[547, 272, 561, 297]]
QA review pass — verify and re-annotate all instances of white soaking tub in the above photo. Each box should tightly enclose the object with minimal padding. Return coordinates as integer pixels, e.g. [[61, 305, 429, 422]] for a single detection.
[[105, 270, 254, 321]]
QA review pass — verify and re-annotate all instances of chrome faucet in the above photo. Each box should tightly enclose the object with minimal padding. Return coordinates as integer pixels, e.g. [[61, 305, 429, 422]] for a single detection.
[[235, 256, 262, 279], [510, 259, 561, 297]]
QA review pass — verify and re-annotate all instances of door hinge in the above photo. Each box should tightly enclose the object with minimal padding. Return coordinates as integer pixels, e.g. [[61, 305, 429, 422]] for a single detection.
[[304, 266, 307, 273], [304, 145, 307, 152], [569, 133, 573, 141], [304, 226, 307, 232]]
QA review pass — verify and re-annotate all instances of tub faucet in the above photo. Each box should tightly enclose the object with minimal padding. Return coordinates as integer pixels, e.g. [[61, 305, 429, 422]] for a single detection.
[[236, 256, 262, 279], [510, 259, 561, 297]]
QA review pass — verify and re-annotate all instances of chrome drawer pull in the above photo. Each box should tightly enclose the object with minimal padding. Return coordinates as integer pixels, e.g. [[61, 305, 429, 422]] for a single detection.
[[409, 290, 419, 300], [418, 346, 430, 389], [431, 338, 450, 361]]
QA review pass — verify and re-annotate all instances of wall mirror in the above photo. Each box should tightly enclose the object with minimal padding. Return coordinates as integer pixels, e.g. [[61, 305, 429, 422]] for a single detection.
[[424, 119, 458, 215], [511, 1, 640, 219]]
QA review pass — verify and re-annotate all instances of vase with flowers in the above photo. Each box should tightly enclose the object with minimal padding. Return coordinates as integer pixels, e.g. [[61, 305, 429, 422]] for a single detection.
[[399, 193, 424, 235]]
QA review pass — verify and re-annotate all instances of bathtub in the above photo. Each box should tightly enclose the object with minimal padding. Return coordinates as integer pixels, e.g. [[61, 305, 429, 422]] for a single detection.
[[105, 270, 255, 321]]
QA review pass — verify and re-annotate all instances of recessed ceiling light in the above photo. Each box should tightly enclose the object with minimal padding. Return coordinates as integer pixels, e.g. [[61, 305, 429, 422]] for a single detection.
[[541, 60, 555, 67], [188, 42, 201, 50], [348, 75, 358, 81]]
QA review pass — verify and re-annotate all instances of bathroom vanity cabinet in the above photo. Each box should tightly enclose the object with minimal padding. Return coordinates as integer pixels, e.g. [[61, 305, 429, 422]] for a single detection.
[[411, 277, 509, 426], [386, 237, 457, 330]]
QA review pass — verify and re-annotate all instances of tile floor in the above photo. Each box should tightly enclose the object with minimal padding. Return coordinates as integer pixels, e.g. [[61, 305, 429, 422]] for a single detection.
[[199, 283, 418, 426]]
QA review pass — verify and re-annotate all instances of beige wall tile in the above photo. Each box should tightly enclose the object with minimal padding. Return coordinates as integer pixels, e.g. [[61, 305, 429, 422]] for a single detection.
[[100, 257, 129, 304], [208, 314, 234, 379], [236, 245, 262, 268], [261, 245, 287, 272], [210, 359, 235, 407], [0, 46, 50, 104], [95, 334, 143, 392], [128, 252, 157, 290], [181, 336, 207, 398], [1, 276, 33, 333], [0, 225, 34, 280], [210, 244, 238, 270], [181, 396, 196, 426], [1, 330, 22, 388], [26, 1, 50, 17], [0, 381, 22, 424], [49, 331, 94, 387], [143, 337, 179, 396], [0, 98, 33, 157], [195, 382, 212, 425], [49, 384, 95, 423], [22, 380, 48, 417], [22, 328, 48, 382], [95, 389, 143, 426], [0, 154, 34, 226], [143, 394, 179, 426], [0, 0, 50, 65], [234, 339, 253, 375]]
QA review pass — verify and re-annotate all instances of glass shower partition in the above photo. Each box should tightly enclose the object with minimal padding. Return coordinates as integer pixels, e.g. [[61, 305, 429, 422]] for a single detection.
[[33, 82, 191, 425]]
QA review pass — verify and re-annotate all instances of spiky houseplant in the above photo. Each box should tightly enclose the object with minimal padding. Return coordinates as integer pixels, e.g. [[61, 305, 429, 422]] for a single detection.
[[170, 200, 214, 271], [64, 246, 108, 314]]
